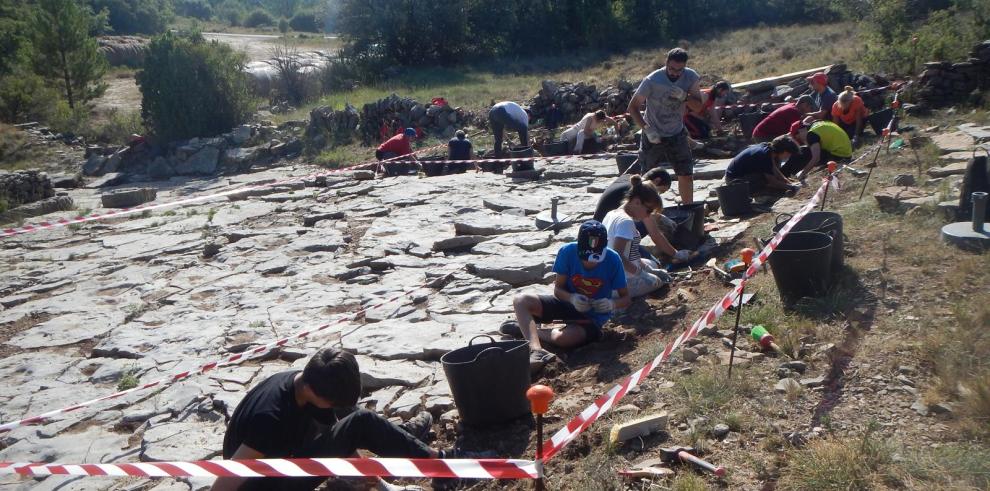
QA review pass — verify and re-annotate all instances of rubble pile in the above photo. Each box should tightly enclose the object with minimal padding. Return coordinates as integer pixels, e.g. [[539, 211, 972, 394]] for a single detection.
[[0, 170, 54, 208], [916, 40, 990, 107], [97, 36, 148, 67], [528, 80, 636, 126], [305, 104, 360, 152], [359, 94, 473, 144]]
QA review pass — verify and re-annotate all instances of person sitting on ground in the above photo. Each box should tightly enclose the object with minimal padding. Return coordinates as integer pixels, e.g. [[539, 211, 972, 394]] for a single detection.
[[628, 47, 702, 205], [592, 168, 688, 263], [502, 220, 630, 373], [725, 135, 801, 197], [448, 130, 472, 160], [601, 176, 673, 298], [212, 348, 485, 491], [684, 80, 731, 139], [830, 86, 869, 146], [751, 95, 815, 142], [545, 103, 564, 140], [782, 119, 853, 180], [488, 101, 529, 157], [806, 72, 838, 121], [560, 110, 617, 154]]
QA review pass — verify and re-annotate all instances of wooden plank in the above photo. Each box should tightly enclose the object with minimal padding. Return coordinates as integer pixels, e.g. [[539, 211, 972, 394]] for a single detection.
[[732, 65, 834, 93], [609, 412, 669, 446]]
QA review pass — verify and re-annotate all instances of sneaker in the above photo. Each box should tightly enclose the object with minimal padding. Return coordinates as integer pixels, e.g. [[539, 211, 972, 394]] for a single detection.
[[499, 319, 523, 338], [529, 348, 556, 374], [398, 411, 433, 442]]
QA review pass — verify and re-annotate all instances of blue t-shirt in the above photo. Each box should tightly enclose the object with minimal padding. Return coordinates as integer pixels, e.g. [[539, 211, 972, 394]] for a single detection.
[[812, 87, 837, 115], [726, 143, 773, 179], [551, 243, 627, 326]]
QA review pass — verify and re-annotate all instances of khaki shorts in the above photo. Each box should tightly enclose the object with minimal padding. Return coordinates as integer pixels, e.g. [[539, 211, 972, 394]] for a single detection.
[[639, 128, 694, 176]]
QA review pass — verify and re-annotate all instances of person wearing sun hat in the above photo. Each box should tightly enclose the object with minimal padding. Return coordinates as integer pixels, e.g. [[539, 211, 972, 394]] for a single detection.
[[782, 119, 852, 180], [501, 220, 630, 373], [806, 72, 838, 121]]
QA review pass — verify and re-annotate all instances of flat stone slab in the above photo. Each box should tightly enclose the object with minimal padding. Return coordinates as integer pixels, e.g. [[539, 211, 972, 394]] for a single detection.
[[467, 255, 548, 287], [930, 131, 974, 153], [958, 123, 990, 142], [346, 319, 461, 361], [693, 159, 731, 180], [873, 186, 930, 213], [927, 161, 969, 177], [9, 312, 120, 349], [141, 421, 225, 462], [453, 212, 533, 236]]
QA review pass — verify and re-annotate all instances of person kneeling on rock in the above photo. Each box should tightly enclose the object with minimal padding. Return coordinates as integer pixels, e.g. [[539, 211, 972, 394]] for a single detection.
[[501, 220, 630, 373], [212, 347, 489, 491]]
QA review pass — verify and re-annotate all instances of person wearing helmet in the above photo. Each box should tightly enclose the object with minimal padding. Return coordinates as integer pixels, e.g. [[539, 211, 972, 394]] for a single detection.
[[501, 220, 630, 373], [376, 127, 420, 162]]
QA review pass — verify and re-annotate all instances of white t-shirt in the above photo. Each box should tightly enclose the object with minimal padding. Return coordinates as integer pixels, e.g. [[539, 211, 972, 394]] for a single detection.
[[493, 101, 529, 127], [602, 209, 642, 262]]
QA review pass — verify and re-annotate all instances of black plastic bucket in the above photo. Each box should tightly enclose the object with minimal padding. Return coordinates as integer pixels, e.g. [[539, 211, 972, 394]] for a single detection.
[[739, 111, 769, 140], [716, 182, 753, 216], [509, 146, 535, 172], [616, 152, 639, 175], [768, 231, 834, 304], [542, 141, 569, 156], [441, 335, 531, 427], [421, 160, 445, 177], [772, 212, 844, 274], [662, 203, 707, 248]]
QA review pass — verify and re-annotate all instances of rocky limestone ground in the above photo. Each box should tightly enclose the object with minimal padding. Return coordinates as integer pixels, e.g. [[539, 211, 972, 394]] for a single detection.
[[0, 152, 738, 490]]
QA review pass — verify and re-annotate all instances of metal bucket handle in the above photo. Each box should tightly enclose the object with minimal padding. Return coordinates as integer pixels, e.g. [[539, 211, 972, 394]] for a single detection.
[[468, 335, 496, 346]]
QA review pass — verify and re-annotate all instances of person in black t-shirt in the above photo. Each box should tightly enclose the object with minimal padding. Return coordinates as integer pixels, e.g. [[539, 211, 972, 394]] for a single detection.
[[724, 135, 800, 196], [214, 348, 472, 491], [447, 130, 473, 173]]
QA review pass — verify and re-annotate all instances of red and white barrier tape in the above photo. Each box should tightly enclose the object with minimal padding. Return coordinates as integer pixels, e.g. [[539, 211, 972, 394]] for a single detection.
[[384, 152, 619, 166], [0, 137, 463, 240], [0, 275, 450, 433], [0, 457, 541, 480], [539, 178, 831, 460]]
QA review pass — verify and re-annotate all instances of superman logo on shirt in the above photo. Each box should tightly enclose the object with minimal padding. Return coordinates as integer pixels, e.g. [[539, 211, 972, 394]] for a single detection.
[[571, 274, 604, 297]]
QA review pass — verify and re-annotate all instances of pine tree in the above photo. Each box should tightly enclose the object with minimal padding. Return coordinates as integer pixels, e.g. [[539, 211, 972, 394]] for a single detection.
[[28, 0, 108, 108]]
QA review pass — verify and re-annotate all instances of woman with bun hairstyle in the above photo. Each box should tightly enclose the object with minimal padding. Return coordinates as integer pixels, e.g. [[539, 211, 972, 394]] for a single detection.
[[601, 175, 672, 298], [830, 86, 869, 146]]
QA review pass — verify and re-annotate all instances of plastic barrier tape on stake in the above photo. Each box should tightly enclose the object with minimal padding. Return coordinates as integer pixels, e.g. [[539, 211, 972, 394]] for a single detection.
[[0, 458, 542, 480], [539, 178, 831, 461], [0, 276, 448, 433], [387, 153, 620, 166], [0, 136, 464, 239]]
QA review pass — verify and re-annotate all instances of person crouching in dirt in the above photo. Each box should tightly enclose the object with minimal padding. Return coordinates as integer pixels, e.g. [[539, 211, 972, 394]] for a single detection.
[[724, 135, 801, 197], [601, 175, 674, 298], [782, 120, 852, 181], [376, 127, 421, 175], [501, 221, 630, 373], [488, 101, 530, 157], [592, 168, 690, 264], [559, 110, 617, 154], [684, 80, 731, 139], [212, 347, 491, 491]]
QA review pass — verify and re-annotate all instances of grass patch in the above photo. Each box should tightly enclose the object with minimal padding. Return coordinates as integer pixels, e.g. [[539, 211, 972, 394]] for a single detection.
[[671, 473, 709, 491], [675, 364, 756, 418], [116, 368, 140, 391], [274, 21, 862, 123]]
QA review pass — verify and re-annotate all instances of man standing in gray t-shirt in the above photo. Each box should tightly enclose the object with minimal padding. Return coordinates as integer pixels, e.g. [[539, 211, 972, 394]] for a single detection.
[[628, 48, 702, 204]]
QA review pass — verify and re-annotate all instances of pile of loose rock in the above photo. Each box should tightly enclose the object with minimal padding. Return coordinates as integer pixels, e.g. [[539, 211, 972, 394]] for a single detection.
[[916, 40, 990, 108], [305, 104, 360, 152], [359, 94, 472, 144], [528, 80, 636, 126], [737, 64, 889, 111], [0, 170, 54, 208]]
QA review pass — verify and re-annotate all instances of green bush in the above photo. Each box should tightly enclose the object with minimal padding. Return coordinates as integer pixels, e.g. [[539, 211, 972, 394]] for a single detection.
[[289, 10, 321, 32], [0, 69, 57, 123], [243, 9, 275, 27], [215, 1, 243, 26], [137, 31, 253, 143], [278, 18, 289, 33], [88, 0, 173, 35], [85, 109, 145, 144], [48, 100, 91, 136]]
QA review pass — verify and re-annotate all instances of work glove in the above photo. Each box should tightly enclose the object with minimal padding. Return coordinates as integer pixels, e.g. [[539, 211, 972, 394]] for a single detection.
[[644, 127, 662, 144], [673, 249, 692, 263], [570, 294, 592, 313], [592, 297, 614, 314]]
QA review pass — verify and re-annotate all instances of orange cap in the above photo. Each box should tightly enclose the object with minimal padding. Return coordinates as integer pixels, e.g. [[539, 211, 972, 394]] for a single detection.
[[740, 248, 755, 265], [827, 161, 837, 173], [527, 385, 555, 414]]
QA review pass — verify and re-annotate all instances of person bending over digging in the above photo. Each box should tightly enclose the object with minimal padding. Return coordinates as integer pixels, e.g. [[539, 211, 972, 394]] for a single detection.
[[601, 175, 673, 298], [783, 119, 852, 181], [502, 220, 630, 373], [212, 348, 488, 491], [724, 135, 801, 197], [559, 110, 618, 154], [488, 100, 530, 157]]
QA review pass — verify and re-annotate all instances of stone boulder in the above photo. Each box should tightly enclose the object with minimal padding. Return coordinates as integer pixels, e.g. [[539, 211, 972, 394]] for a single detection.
[[174, 146, 221, 175], [101, 187, 157, 208], [467, 256, 548, 286]]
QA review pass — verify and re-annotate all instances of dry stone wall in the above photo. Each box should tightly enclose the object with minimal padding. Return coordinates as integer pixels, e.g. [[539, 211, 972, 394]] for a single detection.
[[359, 94, 473, 144], [0, 170, 54, 208], [916, 41, 990, 108], [528, 80, 636, 126]]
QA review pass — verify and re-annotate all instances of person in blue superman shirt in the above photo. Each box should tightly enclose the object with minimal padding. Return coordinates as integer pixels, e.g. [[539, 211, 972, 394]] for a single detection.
[[501, 220, 630, 373]]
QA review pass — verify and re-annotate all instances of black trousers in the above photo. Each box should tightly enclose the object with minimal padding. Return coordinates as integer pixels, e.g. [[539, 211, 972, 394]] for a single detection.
[[780, 146, 836, 177], [489, 106, 528, 157], [239, 409, 432, 491]]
